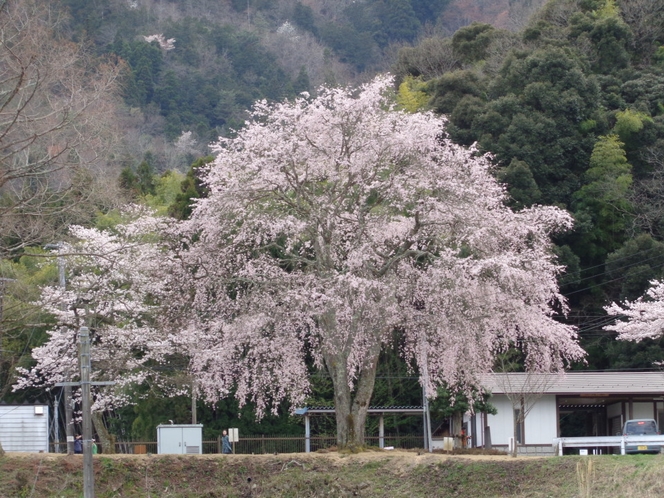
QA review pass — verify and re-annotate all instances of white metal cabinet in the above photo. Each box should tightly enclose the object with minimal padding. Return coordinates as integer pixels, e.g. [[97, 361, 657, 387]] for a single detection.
[[156, 424, 203, 454]]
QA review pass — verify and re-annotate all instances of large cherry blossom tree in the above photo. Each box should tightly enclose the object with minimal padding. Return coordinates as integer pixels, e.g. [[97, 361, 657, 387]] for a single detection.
[[605, 280, 664, 343], [170, 75, 584, 448]]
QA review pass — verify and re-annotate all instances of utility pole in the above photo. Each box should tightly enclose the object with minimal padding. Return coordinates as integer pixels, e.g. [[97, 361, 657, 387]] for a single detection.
[[57, 326, 115, 498], [0, 276, 16, 452], [45, 242, 75, 455], [0, 277, 17, 384], [80, 327, 94, 498]]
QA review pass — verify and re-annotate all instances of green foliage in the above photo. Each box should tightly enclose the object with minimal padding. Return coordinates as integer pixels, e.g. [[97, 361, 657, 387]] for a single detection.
[[136, 161, 156, 196], [429, 387, 496, 419], [119, 167, 139, 197], [61, 0, 109, 39], [0, 253, 60, 402], [567, 2, 631, 73], [446, 95, 485, 145], [497, 159, 542, 209], [430, 70, 484, 115], [110, 38, 163, 107], [168, 156, 214, 220], [458, 47, 601, 205], [118, 159, 156, 198], [605, 234, 664, 301], [571, 134, 633, 261], [620, 73, 664, 118], [293, 2, 317, 36], [107, 19, 299, 140], [410, 0, 449, 25], [397, 76, 429, 112], [614, 109, 653, 143], [144, 171, 186, 216], [654, 46, 664, 65], [404, 0, 664, 349], [587, 134, 631, 180], [595, 0, 619, 19], [452, 23, 495, 63], [553, 244, 581, 290], [319, 23, 376, 71], [583, 334, 664, 371], [375, 0, 421, 43]]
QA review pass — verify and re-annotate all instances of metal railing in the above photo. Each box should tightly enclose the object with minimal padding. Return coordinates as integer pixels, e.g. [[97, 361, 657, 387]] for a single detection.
[[48, 433, 425, 455], [553, 435, 664, 455]]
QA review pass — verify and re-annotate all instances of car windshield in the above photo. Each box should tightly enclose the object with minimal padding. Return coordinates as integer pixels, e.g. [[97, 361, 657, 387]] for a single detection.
[[624, 421, 658, 435]]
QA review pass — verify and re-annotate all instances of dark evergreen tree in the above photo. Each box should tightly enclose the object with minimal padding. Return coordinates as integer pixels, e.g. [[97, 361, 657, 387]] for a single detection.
[[293, 2, 318, 36], [168, 156, 214, 220], [451, 22, 496, 63], [375, 0, 421, 43], [410, 0, 449, 25]]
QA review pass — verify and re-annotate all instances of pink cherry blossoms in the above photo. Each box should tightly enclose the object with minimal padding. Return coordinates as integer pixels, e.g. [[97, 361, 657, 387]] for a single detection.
[[14, 208, 182, 411], [143, 34, 175, 51], [605, 280, 664, 343]]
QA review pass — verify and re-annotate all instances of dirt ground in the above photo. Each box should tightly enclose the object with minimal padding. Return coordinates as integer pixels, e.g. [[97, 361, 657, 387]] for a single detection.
[[3, 449, 663, 497], [6, 447, 521, 462]]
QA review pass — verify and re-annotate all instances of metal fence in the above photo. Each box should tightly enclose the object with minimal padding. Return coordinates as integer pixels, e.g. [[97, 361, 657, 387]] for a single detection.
[[49, 433, 425, 455]]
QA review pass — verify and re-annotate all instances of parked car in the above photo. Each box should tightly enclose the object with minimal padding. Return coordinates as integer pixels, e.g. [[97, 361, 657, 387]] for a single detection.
[[623, 419, 662, 454]]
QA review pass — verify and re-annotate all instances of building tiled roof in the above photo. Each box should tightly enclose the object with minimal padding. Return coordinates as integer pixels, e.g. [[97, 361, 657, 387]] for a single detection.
[[481, 371, 664, 395]]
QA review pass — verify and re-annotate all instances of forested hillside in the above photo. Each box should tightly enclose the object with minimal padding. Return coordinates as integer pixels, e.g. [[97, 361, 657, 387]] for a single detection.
[[58, 0, 547, 172], [2, 0, 664, 443], [396, 0, 664, 370]]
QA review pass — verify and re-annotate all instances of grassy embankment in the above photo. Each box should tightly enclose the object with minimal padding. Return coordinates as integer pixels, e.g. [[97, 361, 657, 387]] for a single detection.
[[1, 450, 663, 497]]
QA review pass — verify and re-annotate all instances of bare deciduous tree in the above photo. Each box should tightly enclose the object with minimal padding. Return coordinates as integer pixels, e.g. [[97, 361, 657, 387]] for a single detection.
[[620, 0, 664, 61], [492, 368, 557, 457], [394, 37, 461, 82], [0, 0, 123, 257], [629, 140, 664, 237]]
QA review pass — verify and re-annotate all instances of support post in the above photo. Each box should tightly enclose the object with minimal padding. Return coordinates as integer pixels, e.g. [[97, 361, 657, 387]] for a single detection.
[[65, 385, 74, 454], [191, 379, 197, 425], [54, 392, 60, 452], [79, 327, 94, 498], [620, 436, 626, 455], [56, 256, 74, 454], [379, 415, 384, 449], [483, 425, 492, 450], [44, 244, 74, 455], [304, 415, 310, 453]]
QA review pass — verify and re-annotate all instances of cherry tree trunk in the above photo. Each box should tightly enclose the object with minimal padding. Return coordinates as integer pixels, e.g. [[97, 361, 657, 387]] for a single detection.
[[325, 349, 381, 450], [92, 411, 115, 454]]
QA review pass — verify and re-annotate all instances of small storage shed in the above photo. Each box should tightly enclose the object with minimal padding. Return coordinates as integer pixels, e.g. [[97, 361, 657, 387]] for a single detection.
[[156, 424, 203, 454], [0, 404, 49, 452]]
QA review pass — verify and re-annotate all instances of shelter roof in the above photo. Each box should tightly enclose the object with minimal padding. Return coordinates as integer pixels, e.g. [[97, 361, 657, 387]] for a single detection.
[[296, 406, 424, 415]]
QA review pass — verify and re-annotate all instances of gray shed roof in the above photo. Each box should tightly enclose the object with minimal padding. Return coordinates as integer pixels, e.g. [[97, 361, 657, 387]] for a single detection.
[[482, 372, 664, 396]]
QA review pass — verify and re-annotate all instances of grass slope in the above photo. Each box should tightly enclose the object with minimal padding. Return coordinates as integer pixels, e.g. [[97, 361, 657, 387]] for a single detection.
[[1, 451, 663, 497]]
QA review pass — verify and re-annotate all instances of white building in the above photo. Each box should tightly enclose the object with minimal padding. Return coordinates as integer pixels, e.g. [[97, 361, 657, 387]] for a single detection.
[[472, 372, 664, 455], [0, 404, 49, 452]]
